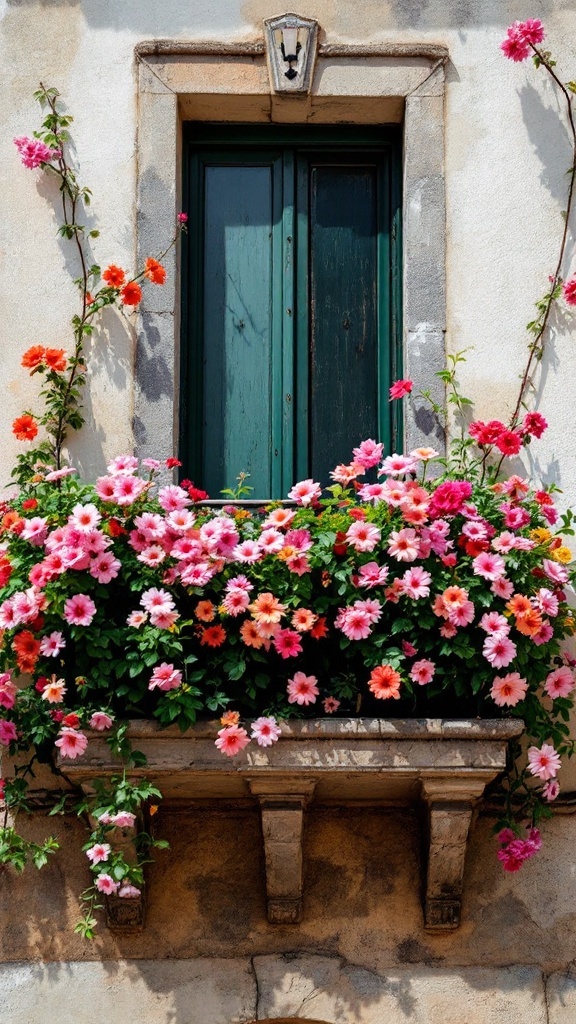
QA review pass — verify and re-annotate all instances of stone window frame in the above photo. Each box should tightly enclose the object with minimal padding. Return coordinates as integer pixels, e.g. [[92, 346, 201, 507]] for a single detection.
[[133, 38, 448, 465]]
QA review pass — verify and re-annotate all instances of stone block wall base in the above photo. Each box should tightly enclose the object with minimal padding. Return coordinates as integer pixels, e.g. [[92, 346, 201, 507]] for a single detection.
[[0, 955, 557, 1023]]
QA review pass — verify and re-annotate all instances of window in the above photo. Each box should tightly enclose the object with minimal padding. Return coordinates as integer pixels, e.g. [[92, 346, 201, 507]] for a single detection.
[[180, 125, 402, 499]]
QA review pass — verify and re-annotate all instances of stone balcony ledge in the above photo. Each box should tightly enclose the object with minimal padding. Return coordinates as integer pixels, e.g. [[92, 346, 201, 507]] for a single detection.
[[64, 717, 523, 932]]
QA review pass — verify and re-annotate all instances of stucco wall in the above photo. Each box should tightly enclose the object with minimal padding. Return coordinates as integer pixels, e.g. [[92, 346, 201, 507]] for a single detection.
[[2, 1, 576, 1020]]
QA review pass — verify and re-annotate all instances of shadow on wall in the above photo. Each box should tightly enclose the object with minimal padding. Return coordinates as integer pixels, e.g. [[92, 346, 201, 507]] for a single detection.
[[3, 0, 575, 32]]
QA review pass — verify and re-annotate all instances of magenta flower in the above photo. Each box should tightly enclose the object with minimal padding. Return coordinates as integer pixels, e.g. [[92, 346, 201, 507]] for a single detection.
[[273, 628, 303, 659], [542, 780, 560, 802], [287, 478, 322, 506], [14, 136, 61, 168], [563, 275, 576, 306], [389, 378, 413, 400]]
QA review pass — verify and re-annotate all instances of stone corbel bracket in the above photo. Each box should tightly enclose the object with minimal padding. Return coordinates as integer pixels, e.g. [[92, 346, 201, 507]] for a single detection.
[[91, 814, 145, 933], [420, 775, 491, 932], [247, 774, 316, 923]]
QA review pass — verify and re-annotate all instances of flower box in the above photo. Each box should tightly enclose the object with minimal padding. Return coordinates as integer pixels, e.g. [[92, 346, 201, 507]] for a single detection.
[[63, 716, 523, 931]]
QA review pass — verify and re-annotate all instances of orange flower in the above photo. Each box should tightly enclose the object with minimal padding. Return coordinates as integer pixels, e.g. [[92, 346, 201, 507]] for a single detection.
[[515, 609, 543, 637], [239, 620, 265, 649], [249, 592, 285, 624], [220, 710, 241, 727], [195, 600, 215, 622], [12, 415, 38, 441], [291, 608, 317, 632], [200, 625, 226, 647], [1, 511, 22, 533], [120, 281, 143, 306], [368, 664, 402, 700], [506, 594, 532, 618], [21, 345, 46, 370], [144, 257, 167, 285], [44, 348, 67, 372], [102, 264, 126, 288]]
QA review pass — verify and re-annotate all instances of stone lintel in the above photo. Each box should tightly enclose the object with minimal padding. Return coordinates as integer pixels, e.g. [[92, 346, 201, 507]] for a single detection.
[[247, 776, 316, 924]]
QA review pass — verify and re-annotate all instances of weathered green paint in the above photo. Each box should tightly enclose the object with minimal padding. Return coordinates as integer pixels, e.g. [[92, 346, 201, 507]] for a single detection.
[[181, 126, 401, 498]]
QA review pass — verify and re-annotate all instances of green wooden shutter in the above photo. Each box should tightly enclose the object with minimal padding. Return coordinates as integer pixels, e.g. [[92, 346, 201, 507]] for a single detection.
[[181, 126, 401, 499]]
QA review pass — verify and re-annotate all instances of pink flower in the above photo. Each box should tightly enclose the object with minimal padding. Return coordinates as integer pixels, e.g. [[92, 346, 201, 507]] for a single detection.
[[401, 640, 417, 657], [69, 503, 101, 532], [287, 479, 322, 506], [90, 552, 122, 584], [178, 212, 188, 224], [472, 552, 505, 581], [336, 605, 373, 641], [113, 475, 147, 506], [0, 720, 18, 746], [352, 439, 384, 469], [44, 467, 77, 481], [215, 724, 250, 757], [127, 610, 147, 628], [110, 811, 136, 828], [223, 588, 251, 616], [479, 612, 509, 637], [357, 562, 389, 588], [86, 843, 111, 864], [323, 696, 341, 713], [95, 874, 120, 895], [490, 672, 527, 707], [89, 712, 114, 731], [544, 666, 575, 699], [251, 716, 282, 747], [39, 631, 66, 657], [389, 378, 413, 399], [14, 136, 61, 168], [542, 780, 560, 802], [448, 600, 475, 627], [54, 727, 88, 759], [232, 540, 262, 564], [380, 454, 418, 477], [118, 885, 142, 898], [273, 628, 303, 659], [138, 544, 166, 567], [345, 521, 381, 552], [491, 577, 514, 600], [527, 743, 561, 780], [141, 587, 175, 614], [483, 634, 517, 669], [63, 594, 97, 627], [401, 566, 431, 600], [287, 672, 319, 705], [387, 528, 419, 562], [0, 675, 17, 710], [410, 659, 435, 685], [149, 663, 182, 691], [517, 19, 545, 45], [107, 455, 139, 475], [357, 482, 388, 503], [542, 559, 569, 584], [563, 276, 576, 306]]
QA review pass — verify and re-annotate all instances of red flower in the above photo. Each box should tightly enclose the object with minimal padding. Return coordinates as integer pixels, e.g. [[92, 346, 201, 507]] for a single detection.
[[106, 518, 127, 537], [521, 411, 548, 439], [177, 212, 188, 224], [120, 281, 143, 306], [12, 415, 38, 441], [44, 348, 67, 372], [62, 713, 81, 729], [102, 265, 126, 288], [22, 498, 38, 510], [310, 616, 328, 639], [13, 630, 41, 672], [495, 430, 523, 456], [145, 258, 167, 285], [21, 345, 46, 370], [0, 556, 12, 587], [333, 531, 348, 556], [200, 625, 226, 648], [165, 457, 182, 469]]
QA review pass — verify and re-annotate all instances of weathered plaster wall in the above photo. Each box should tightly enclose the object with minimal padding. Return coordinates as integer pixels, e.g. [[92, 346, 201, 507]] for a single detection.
[[2, 0, 576, 1020]]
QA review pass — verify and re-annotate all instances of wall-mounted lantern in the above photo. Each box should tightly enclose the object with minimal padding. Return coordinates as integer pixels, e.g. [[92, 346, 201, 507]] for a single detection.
[[264, 13, 319, 95]]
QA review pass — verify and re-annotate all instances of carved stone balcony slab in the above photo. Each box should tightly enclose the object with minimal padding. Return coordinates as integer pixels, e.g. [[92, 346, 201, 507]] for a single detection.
[[63, 718, 523, 931]]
